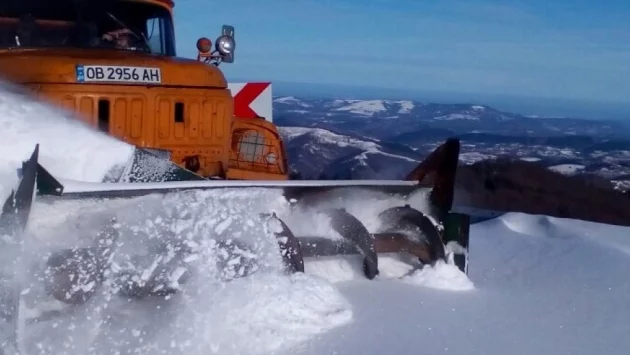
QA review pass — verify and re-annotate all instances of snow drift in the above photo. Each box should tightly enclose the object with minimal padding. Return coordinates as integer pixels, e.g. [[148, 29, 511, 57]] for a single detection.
[[291, 213, 630, 355]]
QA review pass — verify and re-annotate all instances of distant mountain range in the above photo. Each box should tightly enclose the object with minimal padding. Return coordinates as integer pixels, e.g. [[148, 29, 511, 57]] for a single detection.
[[273, 96, 630, 191]]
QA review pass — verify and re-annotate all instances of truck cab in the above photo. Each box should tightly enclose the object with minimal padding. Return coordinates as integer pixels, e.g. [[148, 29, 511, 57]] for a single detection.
[[0, 0, 287, 180]]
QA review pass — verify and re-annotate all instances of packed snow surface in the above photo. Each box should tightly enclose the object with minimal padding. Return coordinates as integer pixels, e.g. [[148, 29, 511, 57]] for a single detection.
[[291, 213, 630, 355], [2, 86, 630, 355]]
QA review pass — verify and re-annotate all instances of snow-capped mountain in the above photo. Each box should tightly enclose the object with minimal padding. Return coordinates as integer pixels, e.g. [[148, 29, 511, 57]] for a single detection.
[[273, 96, 630, 139], [278, 127, 420, 179], [274, 96, 630, 190]]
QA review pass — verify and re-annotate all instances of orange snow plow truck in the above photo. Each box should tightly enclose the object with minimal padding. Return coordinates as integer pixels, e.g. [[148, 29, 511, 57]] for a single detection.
[[0, 0, 470, 319], [0, 0, 280, 180]]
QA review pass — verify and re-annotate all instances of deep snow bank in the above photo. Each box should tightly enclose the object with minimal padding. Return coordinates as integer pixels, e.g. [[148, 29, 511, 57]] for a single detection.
[[0, 83, 134, 202], [291, 212, 630, 355]]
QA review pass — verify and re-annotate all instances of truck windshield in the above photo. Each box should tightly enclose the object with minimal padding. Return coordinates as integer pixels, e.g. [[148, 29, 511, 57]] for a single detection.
[[0, 0, 176, 56]]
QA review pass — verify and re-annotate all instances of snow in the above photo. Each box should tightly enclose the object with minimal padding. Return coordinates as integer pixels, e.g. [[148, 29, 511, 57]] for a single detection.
[[278, 126, 418, 163], [434, 113, 480, 121], [319, 99, 418, 116], [273, 96, 311, 108], [0, 82, 134, 203], [396, 100, 415, 114], [334, 99, 386, 116], [520, 156, 541, 162], [278, 126, 315, 140], [459, 151, 495, 164], [273, 96, 299, 104], [612, 179, 630, 192], [3, 86, 630, 355], [548, 164, 585, 175], [399, 259, 474, 290], [17, 189, 357, 355], [281, 98, 417, 117], [291, 213, 630, 355]]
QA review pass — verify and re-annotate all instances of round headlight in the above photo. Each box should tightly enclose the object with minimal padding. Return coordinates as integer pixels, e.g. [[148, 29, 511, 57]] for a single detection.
[[215, 35, 235, 55], [265, 152, 277, 164]]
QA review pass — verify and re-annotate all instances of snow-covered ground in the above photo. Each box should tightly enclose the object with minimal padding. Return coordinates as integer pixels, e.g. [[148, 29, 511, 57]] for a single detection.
[[291, 213, 630, 355], [1, 86, 630, 355]]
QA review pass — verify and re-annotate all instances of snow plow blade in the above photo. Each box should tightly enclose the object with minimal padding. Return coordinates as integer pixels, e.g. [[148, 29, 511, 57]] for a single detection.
[[0, 144, 39, 352], [8, 138, 469, 305]]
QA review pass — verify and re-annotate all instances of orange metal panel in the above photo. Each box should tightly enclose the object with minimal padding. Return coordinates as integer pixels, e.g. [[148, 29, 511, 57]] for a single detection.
[[201, 100, 213, 139], [112, 97, 127, 137], [188, 100, 200, 139], [215, 101, 226, 139], [130, 98, 144, 140], [78, 96, 95, 126], [158, 98, 171, 139]]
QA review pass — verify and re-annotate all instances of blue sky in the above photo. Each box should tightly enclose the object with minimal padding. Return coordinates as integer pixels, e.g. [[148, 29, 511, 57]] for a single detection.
[[172, 0, 630, 105]]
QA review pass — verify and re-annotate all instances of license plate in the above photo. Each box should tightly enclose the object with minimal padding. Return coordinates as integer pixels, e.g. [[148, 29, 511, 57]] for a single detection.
[[76, 65, 162, 84]]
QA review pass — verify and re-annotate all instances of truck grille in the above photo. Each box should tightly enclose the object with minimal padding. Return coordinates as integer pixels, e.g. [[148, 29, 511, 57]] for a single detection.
[[38, 86, 232, 151]]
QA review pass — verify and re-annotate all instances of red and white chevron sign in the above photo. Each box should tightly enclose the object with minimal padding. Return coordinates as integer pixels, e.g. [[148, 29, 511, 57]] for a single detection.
[[227, 82, 273, 122]]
